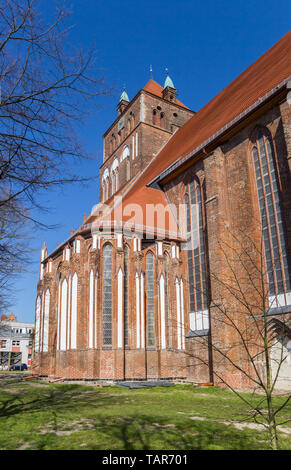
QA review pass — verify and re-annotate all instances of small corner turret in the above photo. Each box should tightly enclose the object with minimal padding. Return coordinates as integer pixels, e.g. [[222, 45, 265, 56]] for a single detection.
[[117, 86, 130, 116], [39, 242, 47, 281], [162, 68, 177, 103]]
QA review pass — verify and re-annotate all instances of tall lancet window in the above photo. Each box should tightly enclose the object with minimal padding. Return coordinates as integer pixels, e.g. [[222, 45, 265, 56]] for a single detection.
[[103, 244, 113, 345], [71, 272, 78, 349], [42, 289, 50, 352], [89, 269, 94, 348], [126, 159, 130, 181], [35, 296, 41, 352], [60, 278, 67, 350], [252, 129, 291, 309], [164, 253, 170, 346], [111, 158, 119, 196], [146, 252, 155, 347], [184, 177, 209, 331], [124, 245, 129, 346]]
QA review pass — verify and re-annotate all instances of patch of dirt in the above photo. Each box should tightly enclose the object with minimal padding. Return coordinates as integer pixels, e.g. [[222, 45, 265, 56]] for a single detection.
[[193, 393, 232, 400], [38, 418, 95, 436], [219, 420, 264, 431], [2, 386, 29, 394], [278, 427, 291, 435], [28, 382, 50, 388], [17, 443, 32, 450], [2, 382, 50, 394], [220, 420, 291, 435], [188, 415, 291, 435], [189, 416, 208, 421], [152, 423, 176, 429], [54, 430, 76, 436], [236, 388, 291, 396]]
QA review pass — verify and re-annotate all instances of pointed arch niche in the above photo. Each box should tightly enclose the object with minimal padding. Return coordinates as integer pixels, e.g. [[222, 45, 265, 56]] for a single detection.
[[184, 176, 209, 332], [102, 244, 113, 346], [146, 251, 155, 347], [251, 127, 291, 310]]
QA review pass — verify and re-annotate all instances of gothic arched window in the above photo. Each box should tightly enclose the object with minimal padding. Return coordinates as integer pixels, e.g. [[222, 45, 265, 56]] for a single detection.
[[102, 168, 110, 202], [42, 289, 50, 352], [146, 251, 155, 347], [103, 244, 113, 345], [111, 158, 119, 195], [126, 159, 130, 181], [124, 245, 129, 346], [252, 129, 291, 309], [35, 296, 41, 353], [71, 272, 78, 349], [184, 177, 209, 331], [152, 110, 157, 126], [60, 278, 67, 350], [164, 252, 170, 346], [115, 171, 119, 193], [121, 145, 130, 161]]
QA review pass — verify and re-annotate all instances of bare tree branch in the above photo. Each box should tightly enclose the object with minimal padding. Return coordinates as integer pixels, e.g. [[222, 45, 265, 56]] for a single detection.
[[0, 0, 113, 312]]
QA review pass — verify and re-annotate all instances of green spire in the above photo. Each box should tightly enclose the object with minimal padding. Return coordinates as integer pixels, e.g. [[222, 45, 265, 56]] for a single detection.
[[119, 86, 129, 103], [164, 68, 175, 89]]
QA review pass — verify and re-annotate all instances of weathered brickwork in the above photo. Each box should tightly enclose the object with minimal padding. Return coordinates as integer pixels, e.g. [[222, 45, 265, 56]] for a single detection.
[[99, 85, 194, 202], [163, 100, 291, 388], [34, 232, 188, 380], [34, 65, 291, 390]]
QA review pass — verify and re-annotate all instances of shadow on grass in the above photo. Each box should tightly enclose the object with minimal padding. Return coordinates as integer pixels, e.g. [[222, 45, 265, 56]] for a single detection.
[[0, 384, 273, 450], [0, 385, 88, 420], [84, 415, 269, 451]]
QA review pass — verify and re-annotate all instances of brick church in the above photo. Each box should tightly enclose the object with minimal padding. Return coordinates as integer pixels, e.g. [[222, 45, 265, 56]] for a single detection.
[[34, 31, 291, 390]]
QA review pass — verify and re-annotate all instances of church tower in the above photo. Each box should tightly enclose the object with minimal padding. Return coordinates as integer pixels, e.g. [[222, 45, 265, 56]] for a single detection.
[[34, 70, 195, 382], [100, 73, 194, 203]]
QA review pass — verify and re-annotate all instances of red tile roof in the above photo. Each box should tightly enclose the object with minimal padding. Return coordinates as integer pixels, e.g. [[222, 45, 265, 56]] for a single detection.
[[142, 30, 291, 186], [90, 31, 291, 237], [143, 79, 189, 109], [86, 156, 183, 240], [121, 31, 291, 202]]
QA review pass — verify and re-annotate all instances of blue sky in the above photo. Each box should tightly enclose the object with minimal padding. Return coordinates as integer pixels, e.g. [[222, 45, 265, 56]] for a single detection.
[[12, 0, 291, 322]]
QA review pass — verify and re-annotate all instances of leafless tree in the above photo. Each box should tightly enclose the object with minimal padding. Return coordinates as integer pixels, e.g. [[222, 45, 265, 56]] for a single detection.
[[183, 228, 291, 450], [0, 198, 30, 312], [0, 0, 112, 310]]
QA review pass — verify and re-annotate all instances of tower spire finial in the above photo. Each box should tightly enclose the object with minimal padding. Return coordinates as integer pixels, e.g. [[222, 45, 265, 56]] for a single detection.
[[119, 86, 129, 103], [163, 68, 175, 89], [150, 64, 153, 80]]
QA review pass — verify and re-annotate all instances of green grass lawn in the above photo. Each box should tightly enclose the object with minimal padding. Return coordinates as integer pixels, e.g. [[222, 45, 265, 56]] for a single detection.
[[0, 378, 290, 450]]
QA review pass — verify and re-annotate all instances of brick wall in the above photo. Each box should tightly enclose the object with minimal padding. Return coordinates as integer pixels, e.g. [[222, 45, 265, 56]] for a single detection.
[[34, 89, 291, 390]]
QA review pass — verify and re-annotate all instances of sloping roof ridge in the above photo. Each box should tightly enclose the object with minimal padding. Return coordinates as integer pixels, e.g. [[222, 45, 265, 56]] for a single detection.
[[88, 120, 181, 226], [142, 78, 189, 109], [150, 74, 291, 186], [85, 154, 159, 228], [44, 114, 180, 261], [143, 78, 163, 91], [141, 31, 291, 187], [115, 31, 291, 214]]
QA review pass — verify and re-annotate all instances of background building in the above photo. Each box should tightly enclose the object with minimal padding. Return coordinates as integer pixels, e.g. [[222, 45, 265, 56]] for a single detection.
[[0, 314, 34, 369]]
